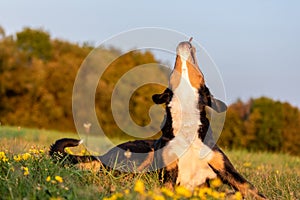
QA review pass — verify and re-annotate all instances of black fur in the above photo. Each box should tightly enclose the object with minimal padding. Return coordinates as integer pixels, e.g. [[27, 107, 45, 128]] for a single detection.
[[152, 88, 172, 105], [49, 138, 98, 164]]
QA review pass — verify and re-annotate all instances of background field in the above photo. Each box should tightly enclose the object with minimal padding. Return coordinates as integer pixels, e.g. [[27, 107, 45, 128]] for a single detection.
[[0, 126, 299, 200]]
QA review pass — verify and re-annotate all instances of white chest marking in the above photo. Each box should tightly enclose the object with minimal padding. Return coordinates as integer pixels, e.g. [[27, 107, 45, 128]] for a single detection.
[[169, 59, 200, 139], [165, 57, 216, 190]]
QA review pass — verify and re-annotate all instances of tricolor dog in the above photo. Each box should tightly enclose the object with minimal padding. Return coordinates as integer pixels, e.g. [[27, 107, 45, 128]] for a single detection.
[[50, 39, 266, 199]]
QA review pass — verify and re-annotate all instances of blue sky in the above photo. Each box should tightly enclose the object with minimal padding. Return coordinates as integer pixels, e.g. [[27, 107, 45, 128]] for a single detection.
[[1, 0, 300, 107]]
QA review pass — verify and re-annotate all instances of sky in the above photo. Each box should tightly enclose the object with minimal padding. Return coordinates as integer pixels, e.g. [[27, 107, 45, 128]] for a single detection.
[[1, 0, 300, 107]]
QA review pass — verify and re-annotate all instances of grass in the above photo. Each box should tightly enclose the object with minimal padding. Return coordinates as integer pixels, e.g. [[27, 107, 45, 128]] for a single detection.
[[0, 126, 79, 153], [0, 126, 299, 199]]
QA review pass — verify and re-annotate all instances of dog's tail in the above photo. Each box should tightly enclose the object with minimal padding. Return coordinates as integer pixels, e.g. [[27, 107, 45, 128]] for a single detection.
[[49, 138, 99, 164]]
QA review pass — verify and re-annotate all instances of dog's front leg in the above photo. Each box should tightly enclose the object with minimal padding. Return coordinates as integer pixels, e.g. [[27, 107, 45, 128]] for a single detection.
[[208, 148, 267, 200]]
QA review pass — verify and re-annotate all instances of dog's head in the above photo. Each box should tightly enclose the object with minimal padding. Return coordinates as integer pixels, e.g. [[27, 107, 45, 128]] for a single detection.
[[169, 38, 204, 91], [152, 38, 226, 113]]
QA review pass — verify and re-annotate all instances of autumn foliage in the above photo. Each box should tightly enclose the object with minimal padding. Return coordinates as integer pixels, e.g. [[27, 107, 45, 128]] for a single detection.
[[219, 97, 300, 155]]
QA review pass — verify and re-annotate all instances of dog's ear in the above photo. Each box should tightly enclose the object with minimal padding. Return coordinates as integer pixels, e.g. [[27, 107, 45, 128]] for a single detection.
[[152, 88, 172, 104], [200, 85, 227, 113], [211, 98, 227, 113]]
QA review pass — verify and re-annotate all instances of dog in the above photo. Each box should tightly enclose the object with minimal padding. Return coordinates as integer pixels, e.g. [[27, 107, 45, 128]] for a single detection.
[[50, 38, 266, 199]]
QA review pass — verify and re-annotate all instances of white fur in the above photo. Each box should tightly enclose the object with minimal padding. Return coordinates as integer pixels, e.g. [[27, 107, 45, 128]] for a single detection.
[[165, 57, 217, 190]]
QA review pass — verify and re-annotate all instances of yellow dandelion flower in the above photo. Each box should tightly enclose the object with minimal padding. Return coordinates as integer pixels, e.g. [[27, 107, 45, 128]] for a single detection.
[[24, 169, 29, 176], [22, 153, 31, 161], [210, 178, 222, 188], [134, 179, 145, 194], [161, 187, 174, 197], [13, 154, 22, 162], [124, 189, 130, 195], [0, 151, 9, 162], [234, 191, 243, 200], [153, 194, 165, 200], [211, 190, 225, 199], [49, 197, 63, 200], [198, 187, 213, 197], [175, 186, 192, 198], [29, 148, 39, 154], [103, 193, 123, 200], [21, 166, 29, 176], [46, 176, 51, 182], [113, 193, 123, 199], [147, 190, 153, 196], [29, 148, 45, 158], [216, 191, 226, 199], [55, 176, 63, 183]]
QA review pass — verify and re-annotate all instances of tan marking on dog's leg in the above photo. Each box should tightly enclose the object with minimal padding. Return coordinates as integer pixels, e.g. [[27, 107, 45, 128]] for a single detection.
[[209, 151, 225, 171], [166, 160, 178, 171], [209, 150, 267, 199], [169, 56, 182, 90]]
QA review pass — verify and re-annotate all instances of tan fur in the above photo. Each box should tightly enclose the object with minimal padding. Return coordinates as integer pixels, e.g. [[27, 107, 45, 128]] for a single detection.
[[169, 56, 182, 90], [166, 160, 178, 171], [186, 60, 204, 88], [208, 151, 225, 171]]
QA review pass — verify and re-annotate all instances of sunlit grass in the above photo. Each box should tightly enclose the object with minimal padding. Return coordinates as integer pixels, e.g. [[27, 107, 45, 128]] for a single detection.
[[0, 126, 299, 199]]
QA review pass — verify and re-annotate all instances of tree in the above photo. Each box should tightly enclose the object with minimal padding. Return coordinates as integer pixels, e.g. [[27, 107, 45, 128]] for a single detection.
[[246, 97, 284, 151], [16, 27, 52, 61], [219, 97, 300, 155]]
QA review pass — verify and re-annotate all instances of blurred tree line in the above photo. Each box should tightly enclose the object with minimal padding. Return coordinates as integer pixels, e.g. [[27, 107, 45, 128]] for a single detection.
[[0, 26, 166, 134], [218, 97, 300, 155], [0, 27, 91, 131], [0, 27, 299, 155]]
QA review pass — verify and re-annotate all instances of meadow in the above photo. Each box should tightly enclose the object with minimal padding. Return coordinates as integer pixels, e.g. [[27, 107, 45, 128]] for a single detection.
[[0, 126, 299, 200]]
